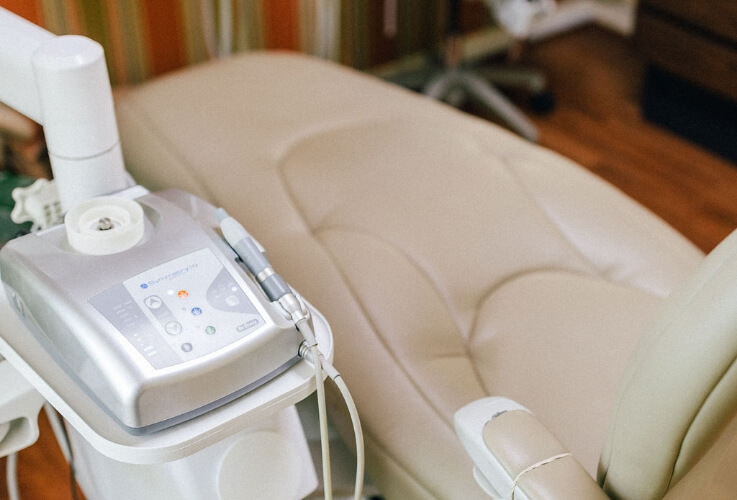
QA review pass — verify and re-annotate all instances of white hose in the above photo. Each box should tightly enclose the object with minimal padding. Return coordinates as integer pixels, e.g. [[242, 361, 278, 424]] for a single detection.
[[6, 452, 20, 500]]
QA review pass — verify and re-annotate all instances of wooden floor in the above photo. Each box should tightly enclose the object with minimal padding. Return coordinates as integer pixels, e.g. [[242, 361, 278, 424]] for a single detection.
[[2, 25, 737, 500], [523, 26, 737, 253]]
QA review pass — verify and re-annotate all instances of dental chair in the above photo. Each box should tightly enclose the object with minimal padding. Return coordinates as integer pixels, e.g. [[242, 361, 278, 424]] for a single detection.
[[112, 51, 735, 499]]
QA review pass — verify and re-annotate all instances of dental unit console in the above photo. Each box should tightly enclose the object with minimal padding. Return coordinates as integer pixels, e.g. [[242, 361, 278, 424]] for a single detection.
[[0, 188, 306, 435], [0, 8, 362, 499]]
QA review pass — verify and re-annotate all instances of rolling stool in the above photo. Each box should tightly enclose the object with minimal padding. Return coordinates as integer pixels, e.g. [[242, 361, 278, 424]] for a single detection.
[[385, 0, 555, 142]]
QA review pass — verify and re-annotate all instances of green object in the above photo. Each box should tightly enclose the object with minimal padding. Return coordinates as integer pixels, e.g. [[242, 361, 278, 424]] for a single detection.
[[0, 172, 34, 245]]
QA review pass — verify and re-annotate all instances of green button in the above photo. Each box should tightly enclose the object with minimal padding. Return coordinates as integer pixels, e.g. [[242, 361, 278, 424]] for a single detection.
[[205, 326, 216, 335]]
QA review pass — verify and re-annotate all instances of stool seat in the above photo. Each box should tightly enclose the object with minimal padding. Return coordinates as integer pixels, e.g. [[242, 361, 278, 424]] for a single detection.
[[114, 52, 703, 499]]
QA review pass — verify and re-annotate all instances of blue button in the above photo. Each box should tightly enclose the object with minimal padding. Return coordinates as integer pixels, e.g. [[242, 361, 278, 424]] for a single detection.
[[191, 307, 203, 316]]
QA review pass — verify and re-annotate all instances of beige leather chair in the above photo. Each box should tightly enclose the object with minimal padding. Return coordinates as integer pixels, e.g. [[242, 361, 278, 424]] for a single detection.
[[113, 51, 734, 499]]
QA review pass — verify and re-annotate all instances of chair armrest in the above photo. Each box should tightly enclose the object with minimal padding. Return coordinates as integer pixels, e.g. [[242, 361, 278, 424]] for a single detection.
[[455, 397, 608, 499]]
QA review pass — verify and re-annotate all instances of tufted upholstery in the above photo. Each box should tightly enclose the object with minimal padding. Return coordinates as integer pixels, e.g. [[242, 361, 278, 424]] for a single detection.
[[114, 52, 704, 499]]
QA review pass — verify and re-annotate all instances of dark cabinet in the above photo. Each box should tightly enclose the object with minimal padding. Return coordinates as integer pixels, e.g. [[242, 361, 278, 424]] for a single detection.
[[635, 0, 737, 162]]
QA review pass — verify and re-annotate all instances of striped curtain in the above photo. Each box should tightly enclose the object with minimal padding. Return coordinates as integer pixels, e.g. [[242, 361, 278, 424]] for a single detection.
[[0, 0, 480, 86]]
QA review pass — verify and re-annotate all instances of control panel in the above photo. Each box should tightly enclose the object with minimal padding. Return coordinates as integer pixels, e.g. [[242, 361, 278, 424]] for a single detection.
[[91, 248, 265, 369]]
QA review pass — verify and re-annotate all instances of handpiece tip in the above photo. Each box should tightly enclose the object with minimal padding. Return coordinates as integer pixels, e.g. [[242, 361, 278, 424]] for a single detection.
[[215, 207, 229, 222]]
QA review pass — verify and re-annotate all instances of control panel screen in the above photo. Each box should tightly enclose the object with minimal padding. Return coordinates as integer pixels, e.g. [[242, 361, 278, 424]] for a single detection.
[[90, 248, 265, 369]]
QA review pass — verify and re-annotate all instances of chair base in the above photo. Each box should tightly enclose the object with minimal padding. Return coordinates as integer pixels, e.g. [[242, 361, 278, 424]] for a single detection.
[[383, 55, 550, 143]]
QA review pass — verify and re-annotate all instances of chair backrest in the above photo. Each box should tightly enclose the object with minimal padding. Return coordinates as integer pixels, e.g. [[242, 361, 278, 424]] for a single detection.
[[598, 229, 737, 500]]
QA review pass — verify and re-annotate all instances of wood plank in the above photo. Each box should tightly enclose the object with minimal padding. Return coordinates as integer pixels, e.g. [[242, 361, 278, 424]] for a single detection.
[[520, 26, 737, 252]]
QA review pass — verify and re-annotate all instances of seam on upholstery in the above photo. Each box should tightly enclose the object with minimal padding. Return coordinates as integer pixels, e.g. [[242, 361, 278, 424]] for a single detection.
[[313, 225, 486, 427], [460, 343, 493, 397], [462, 148, 608, 366], [312, 226, 470, 493], [271, 137, 476, 493], [668, 351, 737, 490], [309, 224, 470, 338], [364, 430, 440, 499], [496, 152, 605, 279], [270, 116, 489, 370], [465, 265, 594, 347], [268, 113, 464, 496], [268, 115, 403, 165], [117, 98, 221, 205], [463, 265, 607, 396]]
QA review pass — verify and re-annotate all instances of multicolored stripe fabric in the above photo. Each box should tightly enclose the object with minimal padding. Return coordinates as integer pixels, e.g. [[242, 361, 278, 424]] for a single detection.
[[0, 0, 476, 86]]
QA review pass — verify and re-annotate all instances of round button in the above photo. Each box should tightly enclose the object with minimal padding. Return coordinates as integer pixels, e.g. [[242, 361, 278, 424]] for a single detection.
[[178, 290, 189, 298], [181, 343, 193, 353], [205, 326, 216, 335], [144, 296, 162, 310], [165, 321, 182, 335], [191, 307, 202, 316]]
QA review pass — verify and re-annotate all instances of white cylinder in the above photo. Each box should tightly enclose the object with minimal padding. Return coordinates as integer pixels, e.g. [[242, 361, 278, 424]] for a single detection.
[[32, 35, 128, 210], [0, 8, 54, 122], [32, 35, 118, 159], [64, 196, 145, 255], [51, 144, 129, 212]]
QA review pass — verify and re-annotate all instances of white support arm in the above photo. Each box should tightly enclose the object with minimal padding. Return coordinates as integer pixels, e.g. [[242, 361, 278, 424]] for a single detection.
[[0, 7, 128, 211], [0, 9, 51, 123]]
